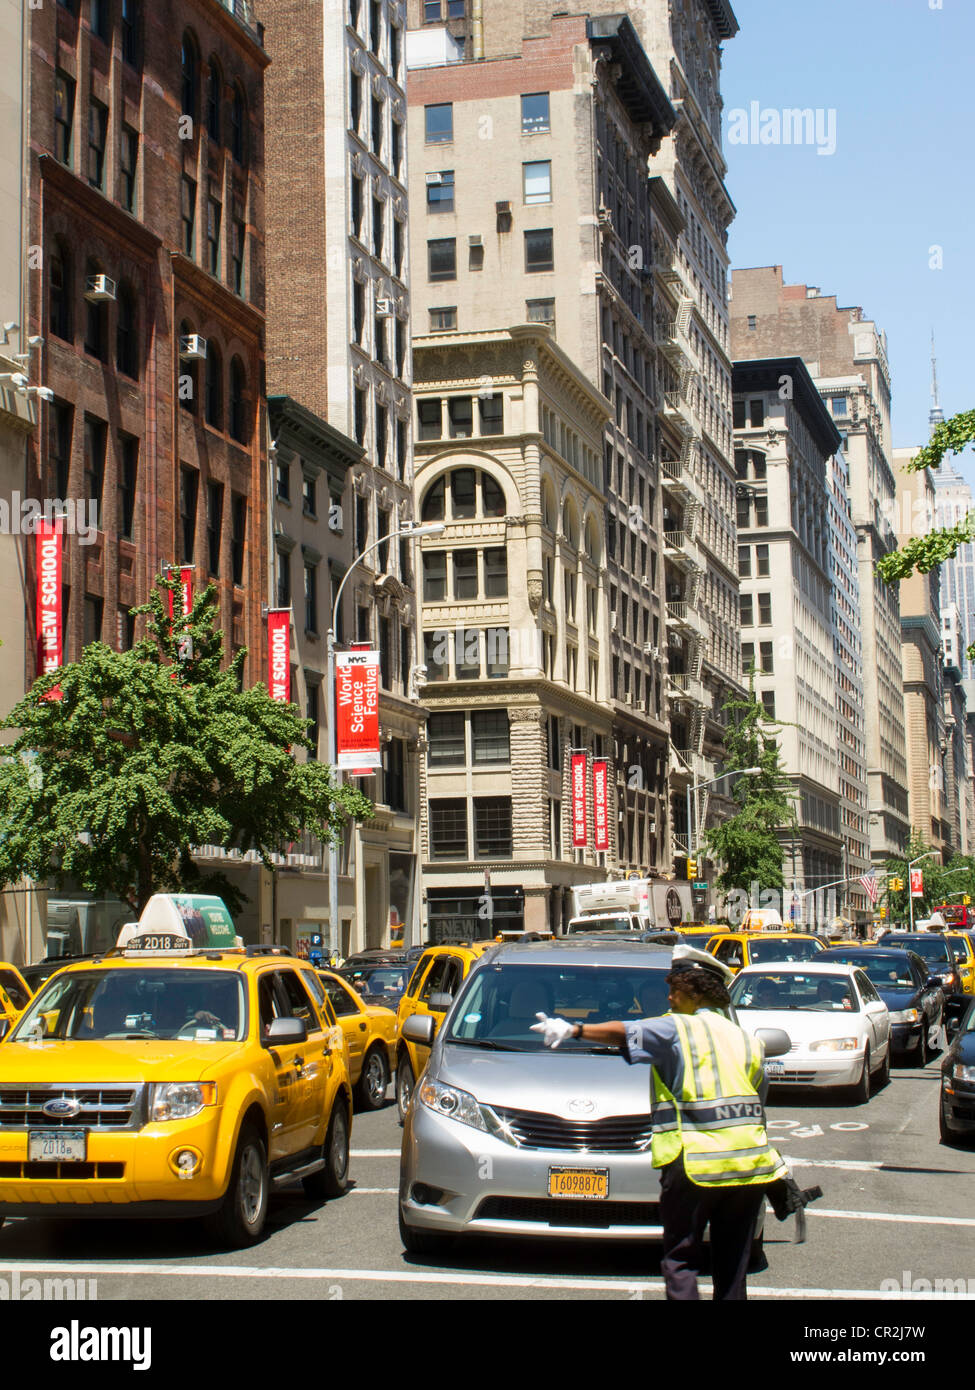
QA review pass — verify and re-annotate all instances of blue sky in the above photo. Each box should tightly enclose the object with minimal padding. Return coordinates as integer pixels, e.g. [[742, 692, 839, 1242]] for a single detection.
[[722, 0, 974, 475]]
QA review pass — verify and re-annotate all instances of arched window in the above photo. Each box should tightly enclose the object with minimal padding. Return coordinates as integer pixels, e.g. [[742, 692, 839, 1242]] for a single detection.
[[181, 32, 198, 121], [229, 355, 247, 443], [116, 282, 138, 378], [205, 343, 223, 428], [482, 473, 505, 517], [585, 514, 600, 562], [562, 498, 579, 548], [206, 59, 222, 142], [230, 83, 247, 166], [541, 479, 556, 530], [420, 475, 445, 522], [178, 319, 198, 414], [49, 242, 72, 342]]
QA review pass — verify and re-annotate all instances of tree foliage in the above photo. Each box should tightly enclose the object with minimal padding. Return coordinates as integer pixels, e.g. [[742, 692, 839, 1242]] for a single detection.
[[703, 682, 797, 897], [0, 575, 372, 914], [876, 410, 975, 662], [882, 828, 975, 923]]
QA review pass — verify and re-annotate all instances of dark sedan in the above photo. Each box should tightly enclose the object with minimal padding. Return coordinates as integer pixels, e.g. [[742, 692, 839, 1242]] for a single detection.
[[881, 934, 966, 1012], [819, 946, 944, 1063], [940, 1000, 975, 1145]]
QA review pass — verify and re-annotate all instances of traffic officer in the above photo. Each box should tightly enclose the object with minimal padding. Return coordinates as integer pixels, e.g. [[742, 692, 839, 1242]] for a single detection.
[[531, 944, 788, 1300]]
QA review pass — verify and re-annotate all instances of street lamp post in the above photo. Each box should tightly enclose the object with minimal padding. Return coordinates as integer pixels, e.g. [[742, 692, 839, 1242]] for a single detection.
[[325, 521, 445, 959], [907, 850, 941, 934]]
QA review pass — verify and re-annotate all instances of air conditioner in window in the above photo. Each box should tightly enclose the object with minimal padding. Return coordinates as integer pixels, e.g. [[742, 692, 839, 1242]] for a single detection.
[[610, 612, 618, 631], [495, 201, 511, 214], [468, 234, 483, 248], [84, 274, 116, 303], [375, 298, 394, 316], [643, 644, 660, 659], [179, 334, 208, 361], [425, 172, 443, 186]]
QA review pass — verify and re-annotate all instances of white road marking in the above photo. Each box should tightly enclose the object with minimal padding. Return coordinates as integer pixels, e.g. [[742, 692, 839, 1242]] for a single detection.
[[808, 1208, 975, 1229], [0, 1260, 964, 1299], [351, 1149, 400, 1157], [781, 1154, 883, 1170], [350, 1187, 397, 1194]]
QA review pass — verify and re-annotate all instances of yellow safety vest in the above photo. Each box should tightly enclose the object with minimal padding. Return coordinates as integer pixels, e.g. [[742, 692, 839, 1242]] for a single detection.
[[650, 1011, 787, 1187]]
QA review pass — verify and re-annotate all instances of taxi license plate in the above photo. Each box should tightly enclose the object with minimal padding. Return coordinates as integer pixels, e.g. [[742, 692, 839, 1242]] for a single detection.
[[28, 1129, 87, 1162], [765, 1060, 785, 1077], [548, 1167, 609, 1199]]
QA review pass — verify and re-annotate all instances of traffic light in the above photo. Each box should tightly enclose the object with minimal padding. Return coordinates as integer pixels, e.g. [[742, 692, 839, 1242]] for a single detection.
[[686, 858, 698, 880], [888, 877, 903, 893], [878, 907, 887, 919], [965, 895, 971, 906]]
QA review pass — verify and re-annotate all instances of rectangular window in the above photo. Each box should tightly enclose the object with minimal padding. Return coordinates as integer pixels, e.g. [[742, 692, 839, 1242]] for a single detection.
[[181, 176, 196, 256], [231, 494, 246, 585], [758, 592, 772, 625], [179, 465, 198, 564], [384, 737, 407, 813], [374, 313, 387, 366], [737, 545, 750, 577], [451, 468, 475, 517], [377, 506, 390, 570], [83, 417, 106, 506], [117, 434, 138, 540], [428, 238, 456, 281], [275, 460, 290, 502], [756, 543, 770, 576], [90, 0, 109, 39], [425, 103, 453, 144], [749, 398, 765, 427], [393, 218, 404, 277], [456, 628, 480, 680], [391, 119, 402, 178], [355, 493, 368, 553], [526, 298, 555, 328], [429, 798, 468, 859], [231, 202, 245, 295], [761, 690, 776, 719], [831, 396, 847, 417], [479, 395, 503, 435], [206, 481, 223, 576], [423, 629, 448, 681], [276, 548, 291, 607], [303, 475, 316, 517], [521, 92, 550, 134], [375, 404, 387, 467], [207, 194, 222, 276], [755, 494, 768, 528], [741, 641, 754, 671], [523, 160, 551, 204], [525, 229, 553, 273], [306, 683, 320, 759], [428, 712, 465, 767], [422, 551, 447, 601], [83, 593, 103, 646], [54, 72, 75, 166], [418, 398, 442, 439], [426, 171, 454, 212], [87, 100, 107, 190], [485, 627, 508, 678], [353, 281, 365, 343], [350, 68, 361, 132], [120, 126, 138, 212], [304, 561, 318, 633], [736, 494, 750, 529], [371, 96, 383, 157], [50, 402, 73, 499], [429, 307, 456, 332], [472, 710, 510, 764], [354, 386, 366, 445], [759, 641, 774, 674], [448, 396, 472, 438], [474, 797, 512, 857], [372, 198, 384, 260], [351, 176, 363, 239], [483, 547, 507, 596], [122, 0, 138, 64], [739, 593, 753, 626], [453, 550, 477, 599], [732, 398, 746, 429]]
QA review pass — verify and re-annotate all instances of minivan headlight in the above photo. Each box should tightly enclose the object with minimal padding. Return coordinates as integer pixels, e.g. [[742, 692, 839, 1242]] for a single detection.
[[418, 1078, 487, 1132]]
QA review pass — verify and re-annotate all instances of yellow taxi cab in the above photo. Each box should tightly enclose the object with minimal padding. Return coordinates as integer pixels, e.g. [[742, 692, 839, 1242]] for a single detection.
[[317, 969, 398, 1111], [0, 982, 20, 1039], [706, 931, 826, 975], [0, 963, 32, 1013], [946, 933, 975, 995], [0, 912, 353, 1249], [395, 940, 497, 1122]]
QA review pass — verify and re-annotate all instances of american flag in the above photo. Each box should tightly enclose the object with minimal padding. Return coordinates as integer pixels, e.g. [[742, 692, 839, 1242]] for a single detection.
[[860, 872, 878, 904]]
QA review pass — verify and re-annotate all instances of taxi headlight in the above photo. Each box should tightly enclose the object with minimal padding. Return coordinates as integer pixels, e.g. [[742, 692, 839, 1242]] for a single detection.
[[418, 1078, 487, 1132], [809, 1037, 858, 1052], [888, 1008, 920, 1024], [150, 1082, 217, 1121], [952, 1063, 975, 1084]]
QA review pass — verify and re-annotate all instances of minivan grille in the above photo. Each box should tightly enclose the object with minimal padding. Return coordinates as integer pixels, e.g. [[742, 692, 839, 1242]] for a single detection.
[[475, 1196, 657, 1228], [490, 1106, 653, 1152], [0, 1085, 144, 1131]]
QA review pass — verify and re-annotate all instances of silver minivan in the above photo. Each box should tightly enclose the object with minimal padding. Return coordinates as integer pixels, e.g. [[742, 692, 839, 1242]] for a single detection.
[[398, 938, 777, 1254]]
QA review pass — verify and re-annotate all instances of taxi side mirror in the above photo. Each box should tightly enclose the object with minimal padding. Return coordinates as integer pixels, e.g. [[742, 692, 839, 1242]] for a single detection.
[[755, 1028, 791, 1058], [402, 1014, 435, 1047], [264, 1017, 307, 1047]]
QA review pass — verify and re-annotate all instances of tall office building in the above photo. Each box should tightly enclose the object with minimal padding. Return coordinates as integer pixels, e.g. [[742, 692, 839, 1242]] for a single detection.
[[260, 0, 425, 952], [932, 458, 975, 684], [730, 267, 910, 869]]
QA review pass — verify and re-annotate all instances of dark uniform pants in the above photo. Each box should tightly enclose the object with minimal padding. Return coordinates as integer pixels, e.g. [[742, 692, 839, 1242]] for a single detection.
[[659, 1154, 766, 1300]]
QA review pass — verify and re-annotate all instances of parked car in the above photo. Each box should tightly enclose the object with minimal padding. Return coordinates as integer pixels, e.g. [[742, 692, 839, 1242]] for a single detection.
[[729, 961, 891, 1101], [940, 1001, 975, 1145], [818, 946, 944, 1063]]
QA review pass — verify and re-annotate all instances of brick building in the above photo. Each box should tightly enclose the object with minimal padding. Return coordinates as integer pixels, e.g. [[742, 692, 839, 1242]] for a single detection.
[[26, 0, 269, 686]]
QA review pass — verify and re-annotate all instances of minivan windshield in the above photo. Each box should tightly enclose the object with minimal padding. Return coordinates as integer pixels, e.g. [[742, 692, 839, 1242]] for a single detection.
[[446, 963, 671, 1050], [566, 917, 637, 935], [884, 936, 953, 966], [10, 968, 246, 1042]]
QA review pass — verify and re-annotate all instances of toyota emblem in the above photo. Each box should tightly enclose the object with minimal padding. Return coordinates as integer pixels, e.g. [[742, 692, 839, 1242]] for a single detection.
[[568, 1098, 596, 1115]]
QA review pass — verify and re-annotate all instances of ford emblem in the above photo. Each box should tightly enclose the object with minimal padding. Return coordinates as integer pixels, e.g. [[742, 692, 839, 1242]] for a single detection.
[[568, 1098, 596, 1115], [42, 1098, 81, 1119]]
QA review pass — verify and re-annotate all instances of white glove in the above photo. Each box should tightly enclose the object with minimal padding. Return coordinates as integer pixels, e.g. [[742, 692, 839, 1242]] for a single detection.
[[531, 1013, 576, 1048]]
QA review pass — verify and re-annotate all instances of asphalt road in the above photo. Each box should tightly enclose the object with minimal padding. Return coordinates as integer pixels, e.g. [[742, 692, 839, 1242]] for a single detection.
[[1, 1046, 973, 1302]]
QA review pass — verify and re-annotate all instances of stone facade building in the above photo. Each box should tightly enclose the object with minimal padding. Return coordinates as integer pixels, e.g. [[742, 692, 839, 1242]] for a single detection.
[[260, 0, 426, 952], [732, 357, 845, 926], [413, 325, 613, 936], [729, 267, 910, 871]]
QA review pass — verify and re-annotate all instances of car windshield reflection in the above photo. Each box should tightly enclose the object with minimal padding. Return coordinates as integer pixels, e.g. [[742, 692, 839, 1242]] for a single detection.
[[731, 972, 860, 1012]]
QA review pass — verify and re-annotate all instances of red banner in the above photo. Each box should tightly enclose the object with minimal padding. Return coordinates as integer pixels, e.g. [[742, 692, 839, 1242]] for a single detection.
[[267, 610, 291, 702], [167, 565, 194, 659], [336, 649, 381, 770], [910, 868, 924, 898], [35, 519, 63, 700], [571, 753, 588, 848], [592, 759, 609, 851]]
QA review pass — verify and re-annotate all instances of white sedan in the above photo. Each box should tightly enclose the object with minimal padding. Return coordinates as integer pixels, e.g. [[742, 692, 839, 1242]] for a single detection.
[[729, 961, 892, 1102]]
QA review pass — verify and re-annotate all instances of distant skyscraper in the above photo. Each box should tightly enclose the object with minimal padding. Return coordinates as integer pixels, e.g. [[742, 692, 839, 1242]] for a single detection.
[[929, 331, 944, 434]]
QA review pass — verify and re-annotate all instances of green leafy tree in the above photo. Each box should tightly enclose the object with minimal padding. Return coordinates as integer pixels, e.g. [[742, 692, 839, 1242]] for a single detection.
[[703, 682, 798, 898], [882, 830, 975, 923], [0, 574, 372, 915], [876, 409, 975, 660]]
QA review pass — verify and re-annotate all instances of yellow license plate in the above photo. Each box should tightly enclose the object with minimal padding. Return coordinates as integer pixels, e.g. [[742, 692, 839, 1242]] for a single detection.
[[548, 1167, 609, 1199]]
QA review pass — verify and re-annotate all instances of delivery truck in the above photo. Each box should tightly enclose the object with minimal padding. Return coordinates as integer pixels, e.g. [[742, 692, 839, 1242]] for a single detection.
[[565, 878, 693, 935]]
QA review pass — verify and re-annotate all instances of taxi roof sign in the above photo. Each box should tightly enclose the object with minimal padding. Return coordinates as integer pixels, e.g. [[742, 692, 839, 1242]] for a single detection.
[[116, 894, 242, 951]]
